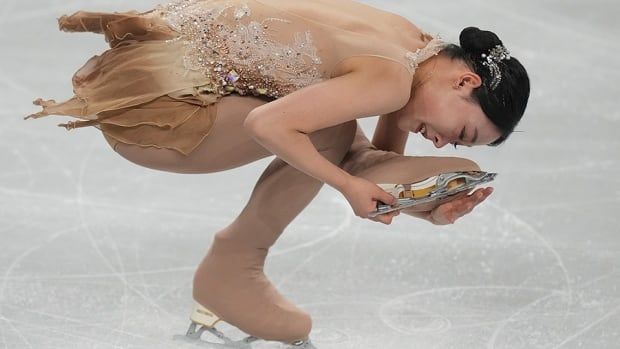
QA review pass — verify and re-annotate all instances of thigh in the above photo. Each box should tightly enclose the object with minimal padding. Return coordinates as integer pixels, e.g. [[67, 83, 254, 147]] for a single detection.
[[105, 95, 270, 173], [179, 95, 273, 172], [108, 94, 357, 174], [180, 95, 357, 173]]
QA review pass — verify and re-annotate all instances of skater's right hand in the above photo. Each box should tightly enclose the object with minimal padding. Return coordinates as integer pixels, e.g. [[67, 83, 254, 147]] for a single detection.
[[341, 176, 400, 225]]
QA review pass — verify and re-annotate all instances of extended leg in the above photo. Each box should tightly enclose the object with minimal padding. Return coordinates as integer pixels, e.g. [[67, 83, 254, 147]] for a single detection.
[[192, 119, 357, 344]]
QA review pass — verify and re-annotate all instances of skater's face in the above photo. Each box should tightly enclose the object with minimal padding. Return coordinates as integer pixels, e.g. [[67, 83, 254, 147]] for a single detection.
[[396, 57, 502, 148]]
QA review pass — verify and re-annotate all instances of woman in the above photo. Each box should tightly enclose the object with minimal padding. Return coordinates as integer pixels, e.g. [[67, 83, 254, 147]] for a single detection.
[[25, 0, 530, 347]]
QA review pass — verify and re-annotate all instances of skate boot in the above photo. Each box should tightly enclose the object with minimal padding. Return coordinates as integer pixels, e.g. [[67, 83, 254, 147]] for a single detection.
[[182, 302, 317, 348], [186, 229, 317, 348], [370, 170, 497, 217]]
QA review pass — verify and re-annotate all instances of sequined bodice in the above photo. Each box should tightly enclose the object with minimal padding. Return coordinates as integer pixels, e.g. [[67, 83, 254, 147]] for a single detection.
[[155, 0, 447, 100]]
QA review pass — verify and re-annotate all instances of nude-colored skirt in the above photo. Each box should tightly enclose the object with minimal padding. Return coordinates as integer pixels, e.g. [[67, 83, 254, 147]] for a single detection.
[[25, 9, 222, 156]]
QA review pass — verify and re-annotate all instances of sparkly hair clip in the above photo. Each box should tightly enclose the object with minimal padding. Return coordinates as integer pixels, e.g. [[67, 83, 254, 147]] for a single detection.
[[481, 45, 511, 90]]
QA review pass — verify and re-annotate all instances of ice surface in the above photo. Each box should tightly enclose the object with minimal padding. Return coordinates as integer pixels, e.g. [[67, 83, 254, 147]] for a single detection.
[[1, 0, 618, 348]]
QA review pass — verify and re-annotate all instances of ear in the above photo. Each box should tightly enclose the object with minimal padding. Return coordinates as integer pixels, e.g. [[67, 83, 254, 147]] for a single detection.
[[455, 72, 483, 91]]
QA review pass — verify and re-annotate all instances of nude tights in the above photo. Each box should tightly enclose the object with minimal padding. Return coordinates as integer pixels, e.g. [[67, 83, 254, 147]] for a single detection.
[[192, 125, 480, 343]]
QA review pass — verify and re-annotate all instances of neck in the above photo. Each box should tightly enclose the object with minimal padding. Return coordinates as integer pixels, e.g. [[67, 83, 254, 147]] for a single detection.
[[410, 55, 439, 96]]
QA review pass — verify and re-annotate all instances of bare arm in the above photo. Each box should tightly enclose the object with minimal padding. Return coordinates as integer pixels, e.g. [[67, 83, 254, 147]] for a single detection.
[[371, 112, 409, 155], [244, 67, 410, 191]]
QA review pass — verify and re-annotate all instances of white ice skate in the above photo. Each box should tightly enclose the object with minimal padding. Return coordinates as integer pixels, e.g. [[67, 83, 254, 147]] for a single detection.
[[176, 302, 317, 349], [369, 170, 497, 218]]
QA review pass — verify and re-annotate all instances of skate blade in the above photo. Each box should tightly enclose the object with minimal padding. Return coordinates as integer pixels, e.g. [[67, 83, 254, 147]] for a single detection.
[[371, 171, 497, 217], [173, 322, 259, 349], [174, 322, 318, 349], [287, 338, 318, 349], [181, 303, 316, 348]]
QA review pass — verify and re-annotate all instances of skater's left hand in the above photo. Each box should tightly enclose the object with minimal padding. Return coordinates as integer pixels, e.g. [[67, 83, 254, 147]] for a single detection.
[[425, 187, 494, 225]]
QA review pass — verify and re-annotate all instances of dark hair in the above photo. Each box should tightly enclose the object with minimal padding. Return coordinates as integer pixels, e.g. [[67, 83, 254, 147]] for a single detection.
[[440, 27, 530, 146]]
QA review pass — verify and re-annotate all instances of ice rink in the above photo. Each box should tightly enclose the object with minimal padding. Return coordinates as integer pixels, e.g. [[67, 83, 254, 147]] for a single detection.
[[2, 0, 619, 348]]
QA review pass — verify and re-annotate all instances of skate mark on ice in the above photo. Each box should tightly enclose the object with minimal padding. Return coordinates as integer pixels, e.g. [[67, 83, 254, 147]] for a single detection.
[[276, 196, 352, 289], [75, 140, 176, 323], [270, 195, 351, 258], [0, 310, 33, 348], [276, 232, 345, 289], [1, 312, 150, 348], [511, 197, 620, 213], [487, 270, 620, 349], [107, 236, 131, 348], [379, 285, 562, 336], [486, 201, 573, 320], [485, 289, 564, 348], [0, 266, 195, 282], [0, 225, 79, 349], [347, 215, 362, 292], [2, 303, 153, 341], [551, 304, 620, 349], [299, 299, 393, 344]]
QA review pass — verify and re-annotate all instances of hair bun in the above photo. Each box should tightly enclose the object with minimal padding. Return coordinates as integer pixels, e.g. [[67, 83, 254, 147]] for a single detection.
[[459, 27, 503, 55]]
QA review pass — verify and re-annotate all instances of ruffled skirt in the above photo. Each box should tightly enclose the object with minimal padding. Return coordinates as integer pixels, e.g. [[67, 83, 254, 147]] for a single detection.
[[25, 9, 222, 156]]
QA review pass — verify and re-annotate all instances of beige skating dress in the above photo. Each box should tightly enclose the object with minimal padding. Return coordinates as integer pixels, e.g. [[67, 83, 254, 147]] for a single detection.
[[25, 0, 447, 156]]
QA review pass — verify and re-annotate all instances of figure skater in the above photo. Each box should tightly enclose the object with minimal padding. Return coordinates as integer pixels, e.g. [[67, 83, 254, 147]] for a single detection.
[[24, 0, 530, 347]]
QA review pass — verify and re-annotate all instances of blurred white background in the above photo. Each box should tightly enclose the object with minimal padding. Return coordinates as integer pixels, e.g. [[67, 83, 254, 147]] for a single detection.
[[1, 0, 618, 348]]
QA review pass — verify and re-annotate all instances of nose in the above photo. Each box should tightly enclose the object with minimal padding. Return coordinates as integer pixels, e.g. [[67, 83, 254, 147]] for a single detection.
[[433, 134, 450, 148]]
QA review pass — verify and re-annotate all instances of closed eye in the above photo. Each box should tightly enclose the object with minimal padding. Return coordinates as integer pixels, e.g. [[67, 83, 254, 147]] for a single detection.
[[457, 125, 474, 147]]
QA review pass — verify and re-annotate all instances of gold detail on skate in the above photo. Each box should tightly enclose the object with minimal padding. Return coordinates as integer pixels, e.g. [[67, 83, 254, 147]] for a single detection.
[[191, 302, 221, 327], [197, 308, 215, 317], [380, 176, 468, 202], [446, 178, 466, 190]]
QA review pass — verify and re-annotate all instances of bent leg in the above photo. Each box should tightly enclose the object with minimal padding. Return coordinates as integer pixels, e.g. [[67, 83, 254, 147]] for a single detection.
[[342, 124, 479, 176], [106, 95, 273, 173], [105, 94, 355, 174], [340, 126, 481, 214], [193, 119, 357, 343]]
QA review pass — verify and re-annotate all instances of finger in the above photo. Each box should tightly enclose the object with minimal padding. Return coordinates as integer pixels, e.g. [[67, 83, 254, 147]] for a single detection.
[[471, 189, 485, 201], [369, 214, 387, 225], [475, 188, 493, 204], [380, 215, 391, 225], [378, 189, 397, 206], [383, 211, 400, 223]]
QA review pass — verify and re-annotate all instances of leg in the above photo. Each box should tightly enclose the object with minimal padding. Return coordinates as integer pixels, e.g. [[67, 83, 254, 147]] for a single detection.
[[343, 125, 480, 179], [193, 119, 358, 343], [339, 126, 481, 213], [105, 95, 273, 173], [106, 95, 355, 174]]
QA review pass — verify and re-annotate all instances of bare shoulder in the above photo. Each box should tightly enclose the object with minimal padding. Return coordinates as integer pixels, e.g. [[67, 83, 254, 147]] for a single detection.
[[331, 56, 412, 101]]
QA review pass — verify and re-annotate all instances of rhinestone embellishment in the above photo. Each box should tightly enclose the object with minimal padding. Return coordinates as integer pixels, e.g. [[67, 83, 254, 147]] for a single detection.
[[155, 0, 325, 99], [405, 34, 446, 72]]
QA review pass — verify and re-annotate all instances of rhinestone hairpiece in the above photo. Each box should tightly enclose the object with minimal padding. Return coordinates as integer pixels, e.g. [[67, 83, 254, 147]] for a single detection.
[[481, 45, 511, 90]]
